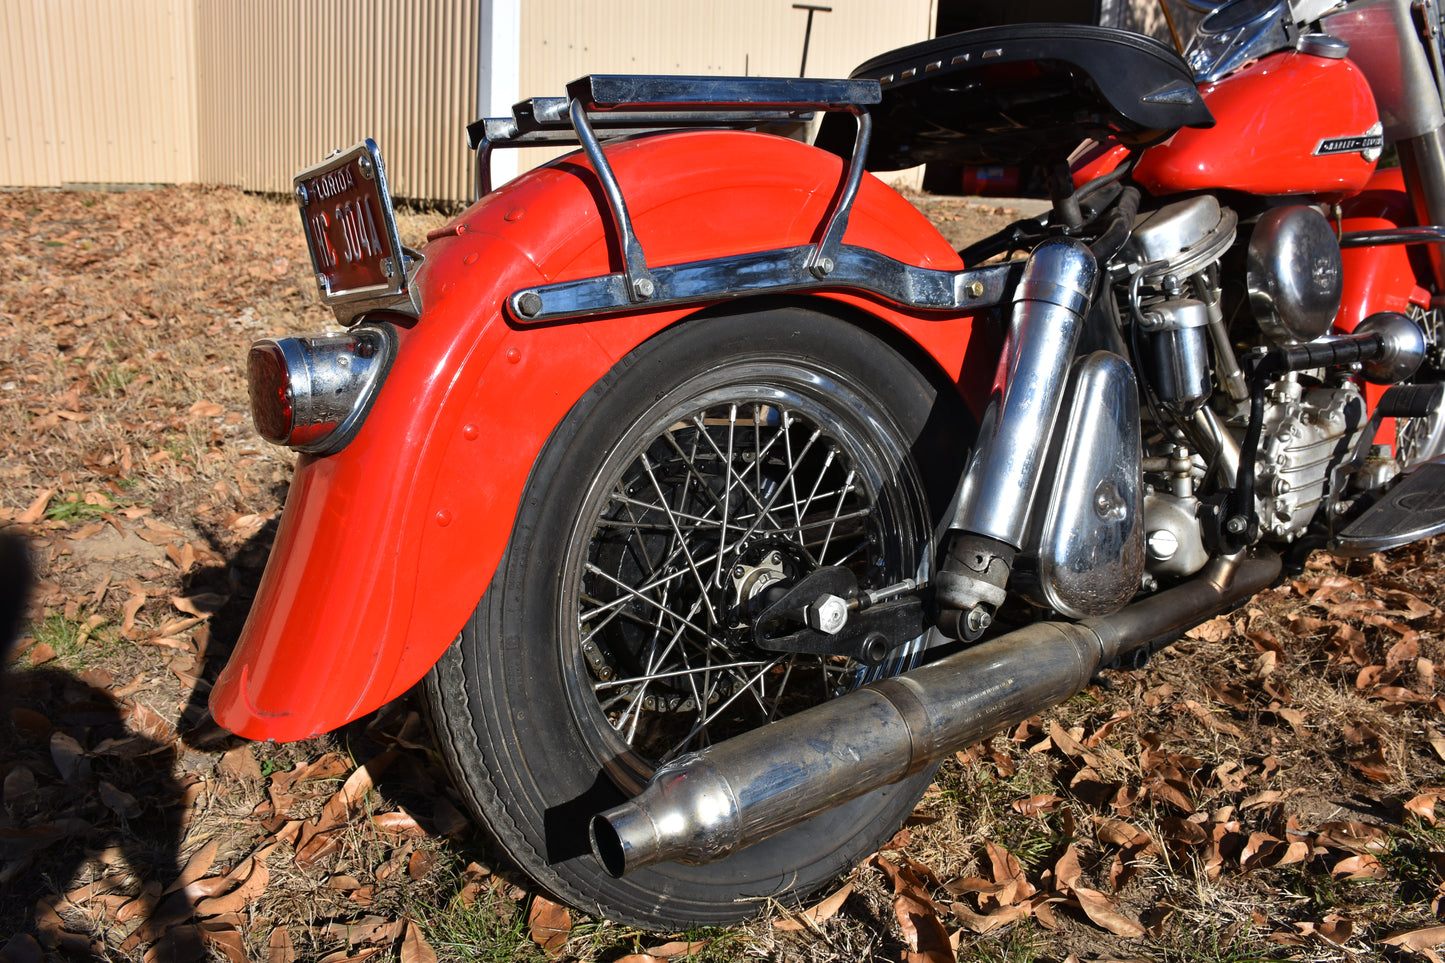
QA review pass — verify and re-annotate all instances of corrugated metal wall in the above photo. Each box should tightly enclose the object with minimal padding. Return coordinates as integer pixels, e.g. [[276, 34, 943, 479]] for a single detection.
[[0, 0, 197, 187], [517, 0, 938, 182], [0, 0, 478, 200], [7, 0, 1138, 199], [524, 0, 936, 86], [196, 0, 478, 202]]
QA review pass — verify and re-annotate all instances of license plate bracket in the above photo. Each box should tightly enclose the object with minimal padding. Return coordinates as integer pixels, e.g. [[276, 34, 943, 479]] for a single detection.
[[294, 139, 408, 314]]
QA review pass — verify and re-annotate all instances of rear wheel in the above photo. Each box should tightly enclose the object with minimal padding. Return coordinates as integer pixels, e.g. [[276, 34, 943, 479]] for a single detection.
[[424, 306, 966, 927]]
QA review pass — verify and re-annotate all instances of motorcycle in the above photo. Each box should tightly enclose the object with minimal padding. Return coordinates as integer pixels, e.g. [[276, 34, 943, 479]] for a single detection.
[[214, 0, 1445, 929]]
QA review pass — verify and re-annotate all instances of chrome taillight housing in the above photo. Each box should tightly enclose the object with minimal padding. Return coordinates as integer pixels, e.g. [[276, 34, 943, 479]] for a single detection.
[[246, 324, 396, 455]]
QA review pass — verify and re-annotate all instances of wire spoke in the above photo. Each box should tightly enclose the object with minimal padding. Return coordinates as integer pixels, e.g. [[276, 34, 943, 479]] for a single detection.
[[656, 657, 789, 765], [640, 452, 719, 626], [573, 395, 902, 770]]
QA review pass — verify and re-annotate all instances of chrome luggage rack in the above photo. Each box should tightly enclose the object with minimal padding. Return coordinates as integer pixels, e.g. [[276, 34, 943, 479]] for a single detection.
[[469, 74, 1021, 324]]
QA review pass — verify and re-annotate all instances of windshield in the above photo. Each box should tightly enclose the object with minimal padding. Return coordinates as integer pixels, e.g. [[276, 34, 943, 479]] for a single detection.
[[1184, 0, 1296, 82]]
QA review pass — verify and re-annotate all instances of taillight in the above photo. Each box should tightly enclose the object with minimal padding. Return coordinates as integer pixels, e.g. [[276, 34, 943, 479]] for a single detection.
[[246, 325, 396, 455]]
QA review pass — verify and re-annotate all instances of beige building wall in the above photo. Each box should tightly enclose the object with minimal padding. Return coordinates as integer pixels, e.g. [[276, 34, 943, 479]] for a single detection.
[[514, 0, 939, 186], [1, 0, 197, 187], [0, 0, 1176, 199], [195, 0, 479, 202]]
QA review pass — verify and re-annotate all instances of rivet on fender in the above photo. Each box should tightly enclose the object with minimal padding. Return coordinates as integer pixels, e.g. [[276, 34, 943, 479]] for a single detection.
[[506, 347, 522, 364], [436, 509, 453, 528], [463, 424, 479, 440]]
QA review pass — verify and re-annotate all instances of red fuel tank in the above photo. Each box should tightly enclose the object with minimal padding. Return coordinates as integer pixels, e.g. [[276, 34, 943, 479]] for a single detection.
[[1134, 49, 1381, 199]]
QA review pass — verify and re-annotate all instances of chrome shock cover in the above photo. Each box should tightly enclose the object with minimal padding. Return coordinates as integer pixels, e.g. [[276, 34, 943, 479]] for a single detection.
[[1030, 351, 1145, 618], [937, 238, 1099, 628]]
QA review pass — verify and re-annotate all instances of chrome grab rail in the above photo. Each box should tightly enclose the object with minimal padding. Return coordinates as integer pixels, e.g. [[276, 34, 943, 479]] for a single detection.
[[470, 74, 885, 310]]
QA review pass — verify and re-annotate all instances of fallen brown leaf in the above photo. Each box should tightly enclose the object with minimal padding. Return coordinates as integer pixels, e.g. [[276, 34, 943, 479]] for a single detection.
[[399, 922, 438, 963], [1295, 917, 1354, 945], [373, 811, 426, 839], [773, 882, 853, 931], [1184, 700, 1244, 738], [1012, 794, 1064, 816], [1187, 615, 1232, 642], [200, 922, 247, 963], [0, 933, 43, 963], [1406, 794, 1439, 824], [949, 900, 1030, 934], [528, 896, 571, 957], [407, 850, 438, 881], [217, 745, 262, 783], [1071, 886, 1146, 938], [15, 489, 55, 525], [645, 940, 712, 958], [168, 839, 220, 896], [324, 916, 400, 946], [1382, 924, 1445, 954], [1316, 820, 1389, 854], [169, 592, 229, 618], [49, 731, 89, 785], [1332, 853, 1387, 880], [871, 854, 955, 962], [189, 400, 225, 418], [120, 590, 147, 637], [983, 839, 1035, 908]]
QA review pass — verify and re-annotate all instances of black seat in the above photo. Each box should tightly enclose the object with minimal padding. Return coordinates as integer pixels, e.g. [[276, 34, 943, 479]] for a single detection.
[[817, 23, 1214, 170]]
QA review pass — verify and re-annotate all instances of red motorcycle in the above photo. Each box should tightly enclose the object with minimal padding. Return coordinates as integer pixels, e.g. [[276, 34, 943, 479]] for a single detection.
[[215, 0, 1445, 928]]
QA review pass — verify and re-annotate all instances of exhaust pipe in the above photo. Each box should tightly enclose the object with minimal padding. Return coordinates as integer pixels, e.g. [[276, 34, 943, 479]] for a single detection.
[[590, 553, 1280, 877]]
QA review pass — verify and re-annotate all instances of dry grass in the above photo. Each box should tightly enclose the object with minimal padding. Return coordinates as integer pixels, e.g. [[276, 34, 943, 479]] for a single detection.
[[2, 184, 1444, 962]]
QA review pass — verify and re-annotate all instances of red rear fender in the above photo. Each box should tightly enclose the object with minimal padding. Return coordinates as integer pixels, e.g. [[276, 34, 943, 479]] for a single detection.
[[211, 130, 993, 741]]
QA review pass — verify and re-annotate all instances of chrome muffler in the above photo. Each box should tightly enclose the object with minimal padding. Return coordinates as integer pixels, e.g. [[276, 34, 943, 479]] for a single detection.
[[590, 553, 1280, 877]]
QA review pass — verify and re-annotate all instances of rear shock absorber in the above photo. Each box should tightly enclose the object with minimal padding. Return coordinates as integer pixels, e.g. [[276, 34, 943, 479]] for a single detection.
[[936, 237, 1098, 639]]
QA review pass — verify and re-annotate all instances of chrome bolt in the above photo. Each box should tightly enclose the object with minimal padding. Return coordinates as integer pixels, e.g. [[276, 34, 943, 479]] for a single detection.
[[516, 292, 543, 318], [816, 257, 835, 276], [964, 607, 992, 635], [633, 277, 656, 299], [295, 183, 309, 206], [965, 279, 985, 298], [1225, 515, 1249, 535], [733, 566, 746, 578], [358, 154, 374, 179], [1146, 529, 1178, 561], [805, 594, 848, 635], [381, 259, 395, 278]]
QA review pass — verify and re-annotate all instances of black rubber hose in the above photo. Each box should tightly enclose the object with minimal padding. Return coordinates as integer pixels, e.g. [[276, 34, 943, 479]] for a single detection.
[[1088, 185, 1140, 265]]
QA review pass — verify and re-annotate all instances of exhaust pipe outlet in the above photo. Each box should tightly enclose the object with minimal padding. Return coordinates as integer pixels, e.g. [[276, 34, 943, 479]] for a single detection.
[[591, 553, 1280, 877]]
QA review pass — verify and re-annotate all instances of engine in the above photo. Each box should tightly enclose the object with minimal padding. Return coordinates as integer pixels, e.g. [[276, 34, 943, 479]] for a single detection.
[[1113, 196, 1368, 579]]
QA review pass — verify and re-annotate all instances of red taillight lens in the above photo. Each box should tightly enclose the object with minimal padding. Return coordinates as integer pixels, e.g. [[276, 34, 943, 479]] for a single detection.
[[247, 342, 293, 444], [245, 326, 395, 455]]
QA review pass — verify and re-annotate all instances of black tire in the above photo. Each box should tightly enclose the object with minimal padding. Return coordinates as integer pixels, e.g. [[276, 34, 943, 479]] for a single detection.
[[423, 305, 968, 928]]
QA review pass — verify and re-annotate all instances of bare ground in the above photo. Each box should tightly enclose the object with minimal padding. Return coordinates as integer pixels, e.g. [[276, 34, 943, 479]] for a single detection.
[[1, 184, 1443, 962]]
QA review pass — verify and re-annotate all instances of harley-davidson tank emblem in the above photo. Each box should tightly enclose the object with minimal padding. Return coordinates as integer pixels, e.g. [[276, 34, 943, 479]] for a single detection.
[[1314, 123, 1384, 162]]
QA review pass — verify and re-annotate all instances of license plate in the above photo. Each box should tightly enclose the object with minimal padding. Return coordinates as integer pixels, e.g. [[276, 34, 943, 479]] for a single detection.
[[294, 139, 406, 308]]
